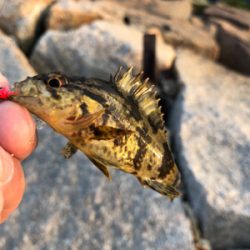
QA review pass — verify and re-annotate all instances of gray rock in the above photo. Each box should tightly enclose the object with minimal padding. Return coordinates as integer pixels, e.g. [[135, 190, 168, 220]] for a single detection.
[[0, 31, 35, 83], [30, 20, 175, 78], [0, 127, 195, 250], [0, 0, 54, 53], [212, 19, 250, 76], [170, 50, 250, 249]]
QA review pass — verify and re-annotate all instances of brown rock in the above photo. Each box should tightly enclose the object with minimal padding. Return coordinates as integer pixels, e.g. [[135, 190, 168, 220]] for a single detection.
[[45, 0, 192, 30], [161, 19, 219, 60], [102, 4, 219, 60], [0, 0, 54, 53], [119, 0, 192, 20], [205, 4, 250, 30], [147, 0, 193, 20], [213, 19, 250, 76], [46, 0, 103, 31]]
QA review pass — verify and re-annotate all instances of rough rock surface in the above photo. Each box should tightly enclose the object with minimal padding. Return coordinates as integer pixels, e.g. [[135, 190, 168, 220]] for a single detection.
[[43, 0, 217, 60], [170, 50, 250, 249], [46, 0, 103, 31], [0, 31, 35, 82], [0, 128, 195, 250], [0, 0, 54, 53], [31, 21, 176, 78], [213, 19, 250, 76], [141, 0, 192, 20], [120, 9, 218, 60], [161, 18, 219, 60], [205, 4, 250, 30]]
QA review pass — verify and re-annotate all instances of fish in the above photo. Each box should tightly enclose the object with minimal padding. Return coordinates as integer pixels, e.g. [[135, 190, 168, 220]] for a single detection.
[[10, 68, 181, 200]]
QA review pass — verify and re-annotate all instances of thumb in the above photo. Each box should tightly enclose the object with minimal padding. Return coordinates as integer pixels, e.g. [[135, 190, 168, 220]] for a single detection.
[[0, 146, 14, 184], [0, 147, 25, 223]]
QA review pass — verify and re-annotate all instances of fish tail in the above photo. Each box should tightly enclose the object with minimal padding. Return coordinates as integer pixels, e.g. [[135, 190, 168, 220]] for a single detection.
[[144, 179, 181, 201]]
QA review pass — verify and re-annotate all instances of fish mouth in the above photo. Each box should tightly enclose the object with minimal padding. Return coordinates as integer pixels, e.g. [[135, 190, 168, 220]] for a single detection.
[[10, 82, 39, 99], [9, 83, 41, 105]]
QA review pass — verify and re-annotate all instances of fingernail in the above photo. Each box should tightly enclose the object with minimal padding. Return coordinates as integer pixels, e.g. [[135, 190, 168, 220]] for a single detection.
[[0, 147, 14, 184]]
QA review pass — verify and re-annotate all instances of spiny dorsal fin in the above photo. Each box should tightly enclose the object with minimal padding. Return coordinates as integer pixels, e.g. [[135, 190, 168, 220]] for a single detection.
[[114, 67, 167, 142]]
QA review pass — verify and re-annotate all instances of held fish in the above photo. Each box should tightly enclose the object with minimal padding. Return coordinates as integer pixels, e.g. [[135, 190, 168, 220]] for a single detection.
[[10, 69, 181, 200]]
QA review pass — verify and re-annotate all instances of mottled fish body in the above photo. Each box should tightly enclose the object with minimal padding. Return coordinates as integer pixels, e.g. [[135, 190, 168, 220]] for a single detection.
[[10, 69, 180, 200]]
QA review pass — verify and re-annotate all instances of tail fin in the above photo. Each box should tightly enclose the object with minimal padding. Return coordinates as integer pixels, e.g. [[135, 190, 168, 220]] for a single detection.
[[144, 179, 181, 201]]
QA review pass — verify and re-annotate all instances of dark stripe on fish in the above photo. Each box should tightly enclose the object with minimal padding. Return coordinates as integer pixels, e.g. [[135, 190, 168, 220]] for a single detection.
[[46, 86, 61, 100], [82, 89, 107, 105], [148, 114, 160, 134], [158, 143, 174, 179], [136, 127, 152, 144], [80, 102, 89, 115], [133, 138, 147, 170], [102, 112, 109, 126], [126, 95, 143, 122], [106, 105, 124, 128]]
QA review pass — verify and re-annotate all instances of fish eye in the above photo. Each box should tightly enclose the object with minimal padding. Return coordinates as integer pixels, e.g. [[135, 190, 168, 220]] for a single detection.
[[47, 78, 63, 88]]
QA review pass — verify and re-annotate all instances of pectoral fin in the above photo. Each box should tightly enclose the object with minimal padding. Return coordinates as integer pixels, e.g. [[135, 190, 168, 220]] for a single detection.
[[64, 109, 105, 129], [91, 126, 132, 140], [87, 156, 111, 180], [61, 142, 78, 159]]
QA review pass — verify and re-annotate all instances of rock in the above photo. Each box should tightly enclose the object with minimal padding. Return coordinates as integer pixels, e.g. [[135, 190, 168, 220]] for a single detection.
[[170, 50, 250, 249], [42, 0, 217, 60], [45, 0, 191, 32], [205, 4, 250, 30], [101, 0, 192, 20], [0, 31, 35, 83], [46, 0, 103, 31], [0, 127, 195, 250], [190, 16, 206, 29], [213, 19, 250, 76], [0, 0, 54, 53], [161, 19, 219, 60], [30, 21, 176, 78], [147, 0, 192, 20], [109, 6, 219, 60]]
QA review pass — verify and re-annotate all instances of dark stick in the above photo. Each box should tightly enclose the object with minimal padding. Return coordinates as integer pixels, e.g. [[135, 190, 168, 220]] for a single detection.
[[143, 34, 156, 82]]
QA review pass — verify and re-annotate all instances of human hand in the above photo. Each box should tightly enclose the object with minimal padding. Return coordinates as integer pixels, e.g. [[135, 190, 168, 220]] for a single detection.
[[0, 73, 36, 223]]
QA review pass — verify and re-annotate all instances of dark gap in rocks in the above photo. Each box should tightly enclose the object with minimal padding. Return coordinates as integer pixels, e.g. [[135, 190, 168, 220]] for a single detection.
[[162, 24, 172, 32], [26, 0, 57, 57], [158, 63, 186, 193], [158, 60, 181, 122], [158, 62, 207, 248], [123, 16, 131, 25]]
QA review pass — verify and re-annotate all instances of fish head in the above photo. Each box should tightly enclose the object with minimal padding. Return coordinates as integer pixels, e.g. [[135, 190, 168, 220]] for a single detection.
[[10, 72, 86, 133]]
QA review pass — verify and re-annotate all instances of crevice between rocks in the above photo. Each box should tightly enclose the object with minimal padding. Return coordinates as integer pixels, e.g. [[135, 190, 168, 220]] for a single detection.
[[158, 63, 211, 250], [26, 0, 57, 57]]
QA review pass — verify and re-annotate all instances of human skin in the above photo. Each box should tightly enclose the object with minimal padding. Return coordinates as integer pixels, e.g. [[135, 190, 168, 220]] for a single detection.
[[0, 73, 36, 223]]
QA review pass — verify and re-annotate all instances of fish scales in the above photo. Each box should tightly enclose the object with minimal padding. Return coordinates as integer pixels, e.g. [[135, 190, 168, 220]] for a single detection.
[[10, 69, 181, 200]]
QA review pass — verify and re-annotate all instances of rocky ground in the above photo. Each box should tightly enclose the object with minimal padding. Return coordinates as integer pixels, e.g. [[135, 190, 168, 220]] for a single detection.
[[0, 0, 249, 249]]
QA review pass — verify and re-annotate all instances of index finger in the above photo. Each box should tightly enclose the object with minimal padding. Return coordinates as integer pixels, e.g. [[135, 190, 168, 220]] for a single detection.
[[0, 76, 37, 160]]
